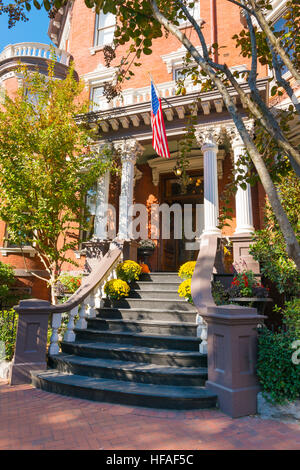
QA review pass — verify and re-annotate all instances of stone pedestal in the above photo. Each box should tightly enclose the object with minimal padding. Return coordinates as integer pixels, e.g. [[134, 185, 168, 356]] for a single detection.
[[230, 233, 260, 273], [123, 240, 138, 262], [10, 299, 51, 385], [202, 304, 265, 418]]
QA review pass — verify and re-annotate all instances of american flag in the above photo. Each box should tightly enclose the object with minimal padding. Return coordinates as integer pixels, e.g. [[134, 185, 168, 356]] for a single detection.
[[151, 81, 170, 159]]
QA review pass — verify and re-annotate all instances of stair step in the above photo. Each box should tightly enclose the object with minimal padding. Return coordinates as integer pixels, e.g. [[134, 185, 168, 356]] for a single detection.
[[104, 298, 195, 311], [130, 290, 182, 300], [49, 354, 208, 386], [61, 341, 207, 367], [74, 328, 201, 351], [133, 282, 182, 291], [140, 273, 181, 283], [96, 308, 197, 322], [86, 318, 197, 336], [31, 370, 217, 410]]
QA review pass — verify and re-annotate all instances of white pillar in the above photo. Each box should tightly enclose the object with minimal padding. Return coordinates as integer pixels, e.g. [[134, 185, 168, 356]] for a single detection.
[[94, 171, 110, 239], [115, 139, 144, 240], [231, 132, 254, 234], [196, 129, 221, 235]]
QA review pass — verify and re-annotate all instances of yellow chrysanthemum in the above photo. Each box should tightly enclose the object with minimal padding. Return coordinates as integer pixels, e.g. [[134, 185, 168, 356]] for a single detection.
[[104, 279, 130, 300], [116, 260, 142, 282], [178, 279, 193, 303], [178, 261, 196, 280]]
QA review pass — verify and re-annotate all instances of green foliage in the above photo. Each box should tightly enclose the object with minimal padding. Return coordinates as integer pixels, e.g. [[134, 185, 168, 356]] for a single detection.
[[0, 309, 18, 361], [0, 261, 15, 304], [211, 281, 230, 306], [276, 299, 300, 338], [116, 260, 142, 283], [257, 326, 300, 404], [0, 60, 115, 292], [249, 169, 300, 299]]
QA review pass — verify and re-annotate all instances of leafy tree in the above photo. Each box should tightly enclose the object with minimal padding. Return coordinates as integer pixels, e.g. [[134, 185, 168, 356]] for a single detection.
[[0, 60, 115, 303], [249, 166, 300, 299], [1, 0, 300, 269]]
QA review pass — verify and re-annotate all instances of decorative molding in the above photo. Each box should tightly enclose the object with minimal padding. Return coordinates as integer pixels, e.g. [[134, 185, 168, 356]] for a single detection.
[[0, 247, 36, 257], [161, 45, 203, 74]]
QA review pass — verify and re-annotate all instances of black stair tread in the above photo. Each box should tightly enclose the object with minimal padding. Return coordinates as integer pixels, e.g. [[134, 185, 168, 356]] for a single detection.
[[88, 318, 197, 327], [32, 370, 216, 399], [61, 340, 203, 357], [52, 353, 207, 375], [74, 328, 200, 342]]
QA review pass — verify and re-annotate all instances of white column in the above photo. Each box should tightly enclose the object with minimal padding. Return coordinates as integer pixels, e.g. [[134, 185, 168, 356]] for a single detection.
[[231, 131, 254, 234], [115, 139, 144, 240], [94, 170, 110, 239], [196, 129, 221, 235]]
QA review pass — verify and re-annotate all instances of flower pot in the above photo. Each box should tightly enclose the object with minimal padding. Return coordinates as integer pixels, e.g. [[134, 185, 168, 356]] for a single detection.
[[137, 247, 155, 271], [230, 297, 273, 315]]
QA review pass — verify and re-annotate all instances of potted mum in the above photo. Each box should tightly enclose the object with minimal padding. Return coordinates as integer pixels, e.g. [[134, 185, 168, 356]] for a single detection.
[[104, 279, 130, 307], [116, 260, 142, 283]]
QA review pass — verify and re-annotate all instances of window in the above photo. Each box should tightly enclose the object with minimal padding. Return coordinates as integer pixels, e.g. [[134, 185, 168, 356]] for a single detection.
[[94, 11, 116, 47], [90, 86, 104, 111], [81, 185, 97, 242], [177, 1, 201, 27]]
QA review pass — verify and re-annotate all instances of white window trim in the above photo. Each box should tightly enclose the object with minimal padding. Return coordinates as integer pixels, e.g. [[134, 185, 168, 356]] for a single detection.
[[92, 10, 116, 53]]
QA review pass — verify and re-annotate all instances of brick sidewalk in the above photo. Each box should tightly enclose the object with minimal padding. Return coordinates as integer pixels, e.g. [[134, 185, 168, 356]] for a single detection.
[[0, 379, 299, 450]]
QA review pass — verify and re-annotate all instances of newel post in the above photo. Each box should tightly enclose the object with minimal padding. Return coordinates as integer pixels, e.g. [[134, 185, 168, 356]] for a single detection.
[[202, 304, 266, 418], [10, 299, 51, 385]]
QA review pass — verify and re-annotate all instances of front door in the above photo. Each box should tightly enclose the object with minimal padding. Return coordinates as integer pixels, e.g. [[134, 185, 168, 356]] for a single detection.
[[159, 172, 204, 272]]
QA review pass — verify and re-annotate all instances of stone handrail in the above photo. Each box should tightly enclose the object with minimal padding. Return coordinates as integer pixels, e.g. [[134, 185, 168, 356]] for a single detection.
[[0, 42, 71, 66], [10, 242, 123, 384], [190, 233, 219, 354]]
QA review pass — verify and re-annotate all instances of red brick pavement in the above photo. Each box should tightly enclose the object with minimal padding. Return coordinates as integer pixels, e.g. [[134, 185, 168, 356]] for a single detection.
[[0, 379, 299, 450]]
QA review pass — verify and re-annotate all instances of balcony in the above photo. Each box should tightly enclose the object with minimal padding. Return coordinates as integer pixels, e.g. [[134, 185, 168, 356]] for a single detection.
[[0, 42, 71, 65]]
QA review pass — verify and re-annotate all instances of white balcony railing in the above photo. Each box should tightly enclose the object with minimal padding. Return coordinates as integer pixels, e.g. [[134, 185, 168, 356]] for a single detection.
[[0, 42, 71, 66]]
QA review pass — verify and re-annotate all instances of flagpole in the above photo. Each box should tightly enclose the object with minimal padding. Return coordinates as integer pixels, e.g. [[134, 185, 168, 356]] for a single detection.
[[148, 72, 160, 97]]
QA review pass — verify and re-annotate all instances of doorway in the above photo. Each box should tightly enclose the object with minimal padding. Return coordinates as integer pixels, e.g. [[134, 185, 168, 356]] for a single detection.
[[159, 172, 204, 272]]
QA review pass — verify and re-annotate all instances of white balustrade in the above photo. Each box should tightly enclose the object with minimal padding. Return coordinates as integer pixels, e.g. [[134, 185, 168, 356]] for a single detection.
[[196, 314, 208, 354], [0, 42, 71, 65], [48, 254, 122, 354]]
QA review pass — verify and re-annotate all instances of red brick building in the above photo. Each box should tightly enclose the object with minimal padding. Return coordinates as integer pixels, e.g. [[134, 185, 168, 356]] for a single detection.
[[0, 0, 297, 300]]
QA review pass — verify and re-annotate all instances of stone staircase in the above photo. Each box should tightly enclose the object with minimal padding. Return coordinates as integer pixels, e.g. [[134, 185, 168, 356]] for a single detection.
[[31, 273, 218, 409]]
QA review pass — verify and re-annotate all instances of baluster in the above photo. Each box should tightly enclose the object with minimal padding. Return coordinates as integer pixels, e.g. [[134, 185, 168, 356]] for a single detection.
[[196, 314, 208, 354], [64, 306, 78, 342], [49, 312, 62, 355], [86, 293, 97, 318], [38, 47, 42, 57], [76, 302, 87, 330], [94, 285, 103, 310]]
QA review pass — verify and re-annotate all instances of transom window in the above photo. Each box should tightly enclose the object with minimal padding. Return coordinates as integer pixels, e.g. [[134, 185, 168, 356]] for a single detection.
[[94, 11, 116, 47]]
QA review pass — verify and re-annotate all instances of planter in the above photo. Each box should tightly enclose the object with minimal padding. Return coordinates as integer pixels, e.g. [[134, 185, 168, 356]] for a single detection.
[[230, 297, 273, 315], [137, 247, 155, 271]]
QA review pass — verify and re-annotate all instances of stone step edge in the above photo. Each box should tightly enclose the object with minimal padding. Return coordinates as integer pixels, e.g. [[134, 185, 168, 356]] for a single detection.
[[74, 328, 201, 341], [51, 354, 208, 375], [96, 307, 197, 313], [61, 341, 204, 357], [31, 370, 217, 398], [86, 318, 197, 327]]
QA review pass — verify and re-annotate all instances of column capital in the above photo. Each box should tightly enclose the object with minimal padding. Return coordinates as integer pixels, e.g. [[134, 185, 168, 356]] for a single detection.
[[114, 139, 144, 163], [195, 126, 222, 150], [226, 121, 254, 150]]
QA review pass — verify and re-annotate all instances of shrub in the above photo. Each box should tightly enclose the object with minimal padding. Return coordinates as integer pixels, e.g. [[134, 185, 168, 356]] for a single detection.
[[257, 326, 300, 404], [0, 261, 15, 307], [229, 270, 269, 298], [280, 299, 300, 338], [178, 261, 196, 280], [211, 281, 230, 305], [116, 260, 142, 283], [178, 279, 193, 303], [104, 279, 130, 300], [0, 309, 18, 361]]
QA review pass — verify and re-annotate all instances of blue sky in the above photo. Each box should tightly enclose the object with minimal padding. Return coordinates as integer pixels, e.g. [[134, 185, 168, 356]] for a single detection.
[[0, 8, 52, 52]]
